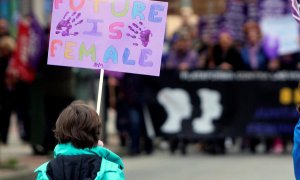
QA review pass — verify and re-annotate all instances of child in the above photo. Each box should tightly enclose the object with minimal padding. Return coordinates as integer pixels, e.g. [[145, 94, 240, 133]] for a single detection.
[[35, 102, 125, 180]]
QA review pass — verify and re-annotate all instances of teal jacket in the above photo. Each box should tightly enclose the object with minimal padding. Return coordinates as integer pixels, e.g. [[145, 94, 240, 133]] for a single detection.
[[35, 143, 125, 180]]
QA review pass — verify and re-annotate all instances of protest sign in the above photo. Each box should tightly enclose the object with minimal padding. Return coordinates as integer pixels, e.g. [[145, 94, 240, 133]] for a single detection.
[[48, 0, 168, 76]]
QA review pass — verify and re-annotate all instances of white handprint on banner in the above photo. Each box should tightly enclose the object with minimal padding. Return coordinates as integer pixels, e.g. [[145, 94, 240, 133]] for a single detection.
[[192, 89, 223, 134], [157, 88, 192, 133]]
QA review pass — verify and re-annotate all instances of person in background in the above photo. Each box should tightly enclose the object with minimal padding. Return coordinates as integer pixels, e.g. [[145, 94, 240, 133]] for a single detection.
[[42, 63, 75, 152], [241, 21, 283, 154], [196, 16, 218, 70], [29, 26, 48, 154], [0, 26, 15, 144], [33, 27, 75, 154], [4, 17, 40, 144], [241, 21, 280, 71], [241, 21, 267, 71], [209, 30, 244, 71], [117, 74, 153, 156], [166, 31, 199, 71], [196, 32, 214, 70]]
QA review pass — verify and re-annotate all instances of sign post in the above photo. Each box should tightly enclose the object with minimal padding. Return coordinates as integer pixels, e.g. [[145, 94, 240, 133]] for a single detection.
[[96, 69, 105, 115]]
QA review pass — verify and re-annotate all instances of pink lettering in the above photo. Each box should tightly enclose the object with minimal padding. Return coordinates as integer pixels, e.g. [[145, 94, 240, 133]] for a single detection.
[[109, 22, 124, 39]]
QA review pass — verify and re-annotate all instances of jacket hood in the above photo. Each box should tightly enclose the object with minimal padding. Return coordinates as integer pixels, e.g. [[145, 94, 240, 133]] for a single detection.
[[54, 143, 124, 170]]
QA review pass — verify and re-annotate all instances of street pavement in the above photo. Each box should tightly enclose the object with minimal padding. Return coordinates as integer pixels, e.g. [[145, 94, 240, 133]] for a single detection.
[[124, 152, 293, 180], [0, 144, 294, 180]]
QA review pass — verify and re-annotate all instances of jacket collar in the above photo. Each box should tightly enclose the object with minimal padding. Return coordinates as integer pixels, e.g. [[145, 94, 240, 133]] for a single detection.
[[54, 143, 124, 169]]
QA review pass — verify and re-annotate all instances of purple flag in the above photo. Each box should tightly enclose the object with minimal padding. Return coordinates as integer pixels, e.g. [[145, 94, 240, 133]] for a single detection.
[[28, 15, 46, 70]]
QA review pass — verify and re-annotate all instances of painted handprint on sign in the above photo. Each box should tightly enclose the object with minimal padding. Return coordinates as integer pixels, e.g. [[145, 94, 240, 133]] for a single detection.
[[56, 11, 83, 36], [127, 21, 152, 47]]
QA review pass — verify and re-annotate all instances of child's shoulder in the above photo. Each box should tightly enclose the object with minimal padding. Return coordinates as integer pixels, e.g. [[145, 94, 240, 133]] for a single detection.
[[35, 161, 50, 180], [95, 158, 125, 180], [93, 147, 125, 180], [95, 146, 124, 169]]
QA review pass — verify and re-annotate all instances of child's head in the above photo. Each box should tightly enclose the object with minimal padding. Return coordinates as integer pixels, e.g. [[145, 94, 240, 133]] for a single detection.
[[54, 101, 102, 149]]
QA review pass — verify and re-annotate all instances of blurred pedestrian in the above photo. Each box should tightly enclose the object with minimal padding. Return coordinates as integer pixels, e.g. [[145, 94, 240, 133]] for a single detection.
[[4, 17, 42, 144], [42, 65, 75, 152], [41, 29, 75, 153], [28, 26, 75, 154], [166, 31, 199, 71], [0, 32, 15, 144], [209, 30, 244, 70], [241, 22, 282, 153], [117, 74, 153, 155], [241, 21, 280, 71], [241, 21, 268, 70], [35, 102, 125, 179], [29, 26, 48, 154]]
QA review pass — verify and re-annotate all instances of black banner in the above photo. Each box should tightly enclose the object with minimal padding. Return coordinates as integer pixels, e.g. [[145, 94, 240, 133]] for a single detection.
[[145, 70, 299, 139]]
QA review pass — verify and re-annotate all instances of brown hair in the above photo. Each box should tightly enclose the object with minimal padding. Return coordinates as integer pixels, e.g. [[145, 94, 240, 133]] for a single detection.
[[54, 101, 101, 149], [243, 21, 262, 39]]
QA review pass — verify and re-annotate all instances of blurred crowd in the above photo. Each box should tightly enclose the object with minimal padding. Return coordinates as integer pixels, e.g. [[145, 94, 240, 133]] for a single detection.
[[0, 8, 299, 157], [162, 14, 300, 72], [0, 17, 73, 154], [160, 11, 298, 155]]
